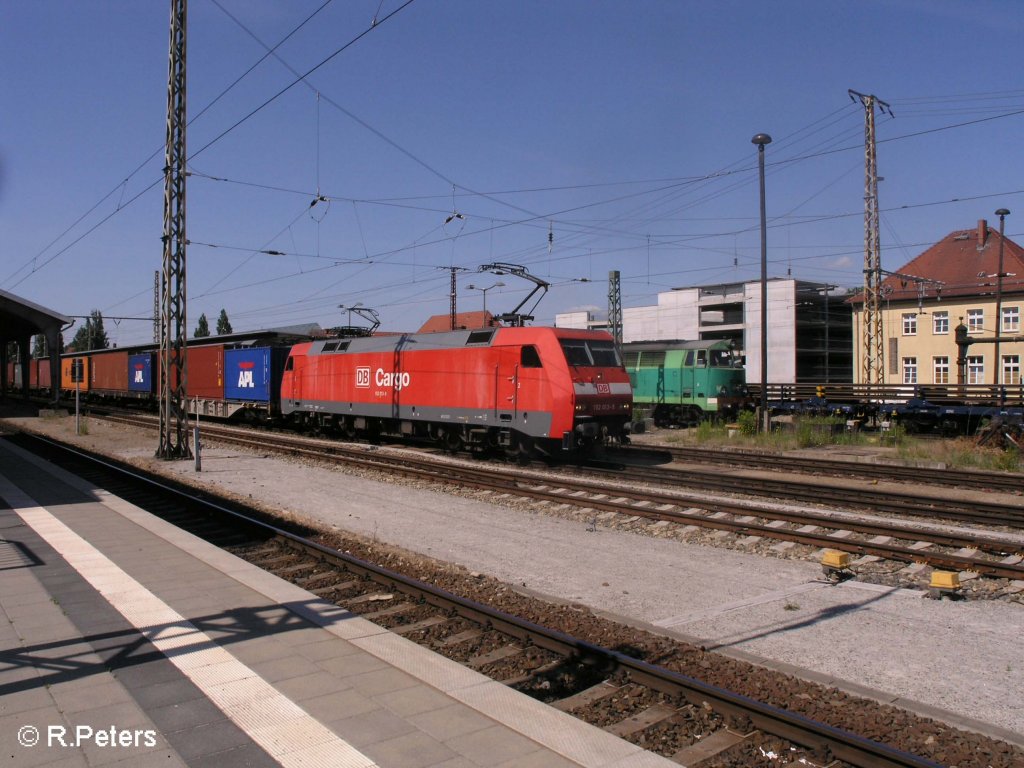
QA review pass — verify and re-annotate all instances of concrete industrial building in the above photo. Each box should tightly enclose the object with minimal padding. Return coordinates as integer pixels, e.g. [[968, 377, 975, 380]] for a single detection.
[[556, 278, 852, 384]]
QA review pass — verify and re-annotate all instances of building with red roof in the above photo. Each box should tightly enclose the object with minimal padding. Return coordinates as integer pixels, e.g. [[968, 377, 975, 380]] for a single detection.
[[850, 219, 1024, 387], [417, 311, 500, 333]]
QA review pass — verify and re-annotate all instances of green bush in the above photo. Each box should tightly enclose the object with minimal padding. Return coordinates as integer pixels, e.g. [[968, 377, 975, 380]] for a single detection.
[[994, 448, 1022, 472], [736, 410, 757, 436], [694, 420, 715, 441]]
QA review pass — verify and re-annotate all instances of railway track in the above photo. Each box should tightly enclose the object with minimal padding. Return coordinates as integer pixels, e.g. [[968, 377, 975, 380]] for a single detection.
[[10, 429, 989, 768], [93, 413, 1024, 582], [604, 462, 1024, 528], [641, 443, 1023, 495]]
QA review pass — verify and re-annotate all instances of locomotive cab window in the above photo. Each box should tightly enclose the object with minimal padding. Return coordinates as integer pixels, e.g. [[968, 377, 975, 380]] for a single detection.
[[709, 349, 732, 367], [560, 339, 621, 367], [588, 340, 620, 367], [560, 340, 592, 367], [284, 356, 294, 371], [520, 345, 542, 368], [695, 350, 707, 367]]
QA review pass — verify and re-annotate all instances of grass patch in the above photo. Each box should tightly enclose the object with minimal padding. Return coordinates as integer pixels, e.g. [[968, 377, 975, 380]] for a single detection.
[[670, 414, 1020, 472]]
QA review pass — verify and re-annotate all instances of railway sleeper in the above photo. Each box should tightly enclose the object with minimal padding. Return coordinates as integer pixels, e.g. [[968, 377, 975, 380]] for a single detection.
[[604, 703, 679, 738], [467, 644, 524, 669], [550, 680, 625, 713], [670, 727, 756, 767], [391, 616, 449, 636]]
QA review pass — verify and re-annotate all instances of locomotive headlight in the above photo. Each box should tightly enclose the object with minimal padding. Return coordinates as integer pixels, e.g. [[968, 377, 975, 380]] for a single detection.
[[718, 385, 728, 395], [575, 404, 585, 412]]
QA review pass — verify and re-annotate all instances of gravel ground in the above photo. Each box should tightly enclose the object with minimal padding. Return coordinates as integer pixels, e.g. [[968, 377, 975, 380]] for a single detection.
[[4, 409, 1023, 745]]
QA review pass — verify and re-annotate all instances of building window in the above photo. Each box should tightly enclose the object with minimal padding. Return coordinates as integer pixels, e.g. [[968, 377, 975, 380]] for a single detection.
[[1003, 306, 1020, 333], [1003, 355, 1021, 386], [933, 311, 949, 335], [902, 357, 917, 385], [902, 313, 917, 335], [967, 309, 984, 333], [967, 356, 984, 384], [933, 356, 949, 385]]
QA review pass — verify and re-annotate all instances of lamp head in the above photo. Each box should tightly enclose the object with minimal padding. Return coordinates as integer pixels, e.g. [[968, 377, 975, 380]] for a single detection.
[[751, 133, 772, 147]]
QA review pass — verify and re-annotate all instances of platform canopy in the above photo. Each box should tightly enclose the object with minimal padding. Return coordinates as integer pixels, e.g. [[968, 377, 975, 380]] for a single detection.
[[0, 288, 71, 340], [0, 288, 71, 400]]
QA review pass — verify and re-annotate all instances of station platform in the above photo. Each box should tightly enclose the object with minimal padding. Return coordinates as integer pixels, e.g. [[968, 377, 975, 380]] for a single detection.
[[0, 437, 673, 768]]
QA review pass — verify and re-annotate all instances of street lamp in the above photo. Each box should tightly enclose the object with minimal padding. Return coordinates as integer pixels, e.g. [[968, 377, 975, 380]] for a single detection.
[[752, 132, 772, 432], [465, 282, 505, 326], [994, 208, 1010, 389]]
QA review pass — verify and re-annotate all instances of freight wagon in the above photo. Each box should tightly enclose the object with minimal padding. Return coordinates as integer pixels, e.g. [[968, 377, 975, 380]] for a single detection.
[[52, 329, 316, 421]]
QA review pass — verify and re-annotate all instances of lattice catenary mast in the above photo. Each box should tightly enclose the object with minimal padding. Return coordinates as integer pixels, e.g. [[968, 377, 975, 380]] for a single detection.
[[607, 270, 622, 350], [157, 0, 191, 459], [849, 89, 892, 386]]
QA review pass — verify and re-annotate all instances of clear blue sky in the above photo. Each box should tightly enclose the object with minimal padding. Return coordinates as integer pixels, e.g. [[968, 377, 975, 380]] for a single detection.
[[3, 1, 1023, 346]]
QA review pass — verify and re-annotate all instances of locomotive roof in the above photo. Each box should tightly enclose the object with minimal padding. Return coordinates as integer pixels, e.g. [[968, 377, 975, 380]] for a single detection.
[[307, 325, 613, 355]]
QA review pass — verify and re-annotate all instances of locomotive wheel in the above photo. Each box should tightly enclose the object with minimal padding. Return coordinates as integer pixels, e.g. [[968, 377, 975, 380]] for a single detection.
[[444, 430, 463, 454], [507, 436, 532, 465]]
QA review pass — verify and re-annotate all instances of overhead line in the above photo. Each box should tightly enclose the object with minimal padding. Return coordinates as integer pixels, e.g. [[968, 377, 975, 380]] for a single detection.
[[187, 1, 417, 162], [3, 1, 337, 290]]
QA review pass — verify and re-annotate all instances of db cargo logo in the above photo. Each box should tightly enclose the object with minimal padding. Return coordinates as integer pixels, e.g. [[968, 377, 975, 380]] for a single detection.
[[376, 369, 410, 391], [355, 367, 371, 388], [133, 365, 145, 384], [596, 382, 611, 394], [237, 361, 256, 388]]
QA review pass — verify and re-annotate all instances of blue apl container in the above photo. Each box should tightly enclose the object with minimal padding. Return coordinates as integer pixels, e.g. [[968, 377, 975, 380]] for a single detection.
[[224, 347, 272, 402], [128, 353, 154, 393]]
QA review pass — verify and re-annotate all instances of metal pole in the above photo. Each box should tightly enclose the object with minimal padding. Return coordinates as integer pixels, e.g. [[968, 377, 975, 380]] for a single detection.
[[824, 286, 831, 384], [752, 133, 772, 432], [194, 396, 201, 472], [994, 209, 1010, 390]]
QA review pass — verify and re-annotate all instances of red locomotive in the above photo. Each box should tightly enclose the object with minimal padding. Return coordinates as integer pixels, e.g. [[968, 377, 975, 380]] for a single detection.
[[281, 326, 632, 457]]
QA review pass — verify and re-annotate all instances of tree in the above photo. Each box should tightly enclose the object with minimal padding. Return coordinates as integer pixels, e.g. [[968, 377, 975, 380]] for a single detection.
[[194, 313, 211, 338], [70, 310, 109, 351], [32, 334, 46, 358], [216, 309, 233, 335]]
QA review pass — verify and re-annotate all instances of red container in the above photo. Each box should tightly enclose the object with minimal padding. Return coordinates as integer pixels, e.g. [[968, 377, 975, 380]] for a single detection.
[[185, 344, 225, 399], [91, 350, 129, 394], [33, 359, 52, 389]]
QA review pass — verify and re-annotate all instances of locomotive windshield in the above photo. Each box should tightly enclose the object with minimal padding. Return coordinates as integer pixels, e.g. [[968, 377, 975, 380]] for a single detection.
[[560, 339, 622, 367], [709, 348, 733, 367]]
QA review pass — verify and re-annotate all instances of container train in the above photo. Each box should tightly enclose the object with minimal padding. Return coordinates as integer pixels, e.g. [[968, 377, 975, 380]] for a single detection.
[[11, 325, 632, 457], [621, 339, 747, 426]]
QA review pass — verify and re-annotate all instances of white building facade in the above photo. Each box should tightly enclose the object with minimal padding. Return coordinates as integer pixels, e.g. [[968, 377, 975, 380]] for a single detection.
[[556, 278, 851, 384]]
